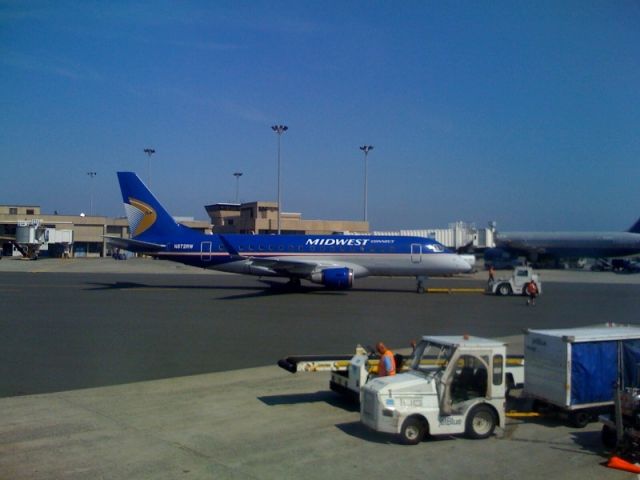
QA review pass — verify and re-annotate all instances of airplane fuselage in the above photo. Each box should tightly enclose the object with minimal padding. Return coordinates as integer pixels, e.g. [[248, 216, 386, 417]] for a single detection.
[[150, 232, 471, 278], [495, 231, 640, 259]]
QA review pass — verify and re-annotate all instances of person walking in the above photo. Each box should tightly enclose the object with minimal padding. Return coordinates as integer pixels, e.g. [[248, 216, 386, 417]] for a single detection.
[[526, 279, 539, 306]]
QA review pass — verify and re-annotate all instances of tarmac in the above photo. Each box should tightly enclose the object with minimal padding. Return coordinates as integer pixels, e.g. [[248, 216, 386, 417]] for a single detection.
[[1, 257, 638, 479]]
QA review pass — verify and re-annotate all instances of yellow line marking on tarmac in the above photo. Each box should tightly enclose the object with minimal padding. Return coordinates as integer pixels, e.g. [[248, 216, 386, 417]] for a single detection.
[[426, 288, 485, 294], [506, 412, 542, 418]]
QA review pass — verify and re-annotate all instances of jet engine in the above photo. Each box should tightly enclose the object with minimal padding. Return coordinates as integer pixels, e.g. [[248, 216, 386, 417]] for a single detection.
[[310, 267, 354, 289]]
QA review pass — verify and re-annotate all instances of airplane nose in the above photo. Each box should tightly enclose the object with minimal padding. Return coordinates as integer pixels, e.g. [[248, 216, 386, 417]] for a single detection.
[[456, 255, 473, 273], [459, 254, 475, 271]]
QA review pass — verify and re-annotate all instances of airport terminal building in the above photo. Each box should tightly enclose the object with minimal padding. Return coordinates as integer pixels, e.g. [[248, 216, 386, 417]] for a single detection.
[[205, 201, 369, 235], [0, 204, 210, 258]]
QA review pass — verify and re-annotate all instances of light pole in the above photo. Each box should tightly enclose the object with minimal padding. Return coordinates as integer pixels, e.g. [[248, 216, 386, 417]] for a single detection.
[[87, 171, 97, 216], [271, 125, 288, 234], [143, 148, 155, 186], [359, 145, 374, 223], [233, 172, 243, 203]]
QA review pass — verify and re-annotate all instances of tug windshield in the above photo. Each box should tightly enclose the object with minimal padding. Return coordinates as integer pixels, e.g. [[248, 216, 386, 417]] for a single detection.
[[411, 341, 454, 376]]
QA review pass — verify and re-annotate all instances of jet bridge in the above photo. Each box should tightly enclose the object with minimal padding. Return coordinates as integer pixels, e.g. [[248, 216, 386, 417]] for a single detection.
[[13, 220, 47, 259]]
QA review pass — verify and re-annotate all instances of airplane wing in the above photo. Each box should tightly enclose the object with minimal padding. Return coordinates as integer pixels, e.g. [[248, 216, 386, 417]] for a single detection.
[[104, 235, 166, 252], [218, 235, 363, 276], [248, 257, 344, 276]]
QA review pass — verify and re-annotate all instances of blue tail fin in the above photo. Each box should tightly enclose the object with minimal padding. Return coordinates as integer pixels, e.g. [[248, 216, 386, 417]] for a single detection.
[[629, 217, 640, 234], [117, 172, 180, 240]]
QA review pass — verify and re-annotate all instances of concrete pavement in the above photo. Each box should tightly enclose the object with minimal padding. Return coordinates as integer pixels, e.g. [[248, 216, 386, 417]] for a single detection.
[[1, 257, 638, 479], [1, 364, 628, 480]]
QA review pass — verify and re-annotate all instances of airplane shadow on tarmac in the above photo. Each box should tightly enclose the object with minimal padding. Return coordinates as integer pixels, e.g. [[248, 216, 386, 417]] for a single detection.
[[83, 279, 412, 300], [84, 280, 343, 299]]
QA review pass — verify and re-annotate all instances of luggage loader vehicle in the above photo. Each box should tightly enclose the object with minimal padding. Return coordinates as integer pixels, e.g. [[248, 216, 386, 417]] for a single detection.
[[278, 341, 524, 406], [278, 346, 413, 403], [360, 335, 516, 444]]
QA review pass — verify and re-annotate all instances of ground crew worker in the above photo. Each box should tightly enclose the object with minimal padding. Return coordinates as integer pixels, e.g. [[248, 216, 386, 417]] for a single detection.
[[526, 279, 539, 306], [488, 266, 495, 283], [376, 342, 396, 376]]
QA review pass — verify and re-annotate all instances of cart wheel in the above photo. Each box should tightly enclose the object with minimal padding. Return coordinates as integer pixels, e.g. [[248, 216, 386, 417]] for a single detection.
[[497, 283, 512, 296], [601, 425, 617, 449], [569, 410, 591, 428], [400, 417, 427, 445], [465, 405, 497, 439]]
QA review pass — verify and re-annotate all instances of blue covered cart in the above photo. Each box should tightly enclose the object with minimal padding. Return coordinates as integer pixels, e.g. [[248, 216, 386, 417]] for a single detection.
[[523, 325, 640, 427]]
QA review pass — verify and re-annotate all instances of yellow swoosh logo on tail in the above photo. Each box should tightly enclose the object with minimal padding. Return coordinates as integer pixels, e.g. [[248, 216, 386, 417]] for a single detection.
[[129, 198, 157, 236]]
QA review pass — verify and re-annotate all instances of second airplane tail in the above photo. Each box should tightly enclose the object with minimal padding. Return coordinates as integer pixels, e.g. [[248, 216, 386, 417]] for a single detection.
[[117, 172, 181, 240], [629, 217, 640, 234]]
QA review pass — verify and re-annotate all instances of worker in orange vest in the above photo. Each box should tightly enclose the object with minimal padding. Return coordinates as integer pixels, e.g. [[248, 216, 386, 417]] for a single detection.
[[526, 279, 539, 306], [376, 342, 396, 376]]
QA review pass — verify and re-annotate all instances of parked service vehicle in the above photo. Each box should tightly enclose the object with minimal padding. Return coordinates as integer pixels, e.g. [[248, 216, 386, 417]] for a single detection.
[[487, 265, 541, 296], [360, 326, 640, 444], [360, 335, 517, 444], [525, 326, 640, 427]]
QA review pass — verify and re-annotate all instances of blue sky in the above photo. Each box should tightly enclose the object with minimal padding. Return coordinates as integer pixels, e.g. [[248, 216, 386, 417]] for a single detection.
[[1, 1, 639, 231]]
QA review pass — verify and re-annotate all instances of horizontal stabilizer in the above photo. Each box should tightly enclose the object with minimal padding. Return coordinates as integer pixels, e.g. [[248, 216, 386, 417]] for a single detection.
[[104, 236, 166, 252]]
